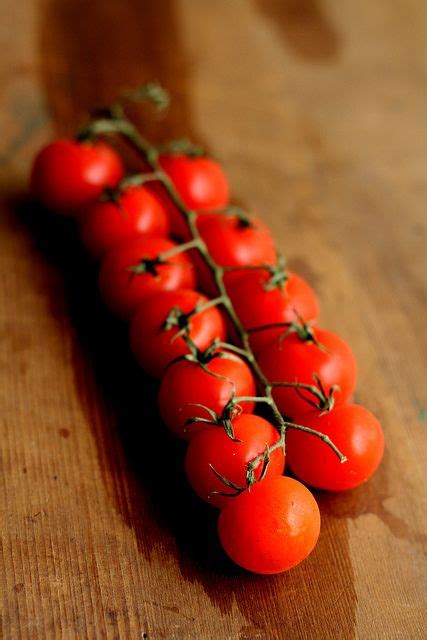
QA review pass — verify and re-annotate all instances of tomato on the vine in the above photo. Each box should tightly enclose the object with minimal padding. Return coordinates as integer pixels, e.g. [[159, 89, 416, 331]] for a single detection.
[[149, 155, 229, 240], [287, 404, 384, 491], [218, 476, 320, 574], [158, 349, 256, 440], [194, 213, 277, 294], [159, 154, 230, 211], [185, 414, 285, 509], [257, 327, 357, 417], [129, 289, 226, 378], [197, 213, 276, 267], [31, 139, 124, 215], [81, 185, 170, 258], [226, 268, 319, 353], [99, 236, 196, 319]]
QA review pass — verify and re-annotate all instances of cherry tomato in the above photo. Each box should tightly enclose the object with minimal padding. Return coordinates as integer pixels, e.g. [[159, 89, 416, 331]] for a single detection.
[[159, 154, 230, 211], [129, 289, 226, 378], [158, 350, 256, 440], [257, 327, 357, 417], [31, 139, 124, 215], [99, 237, 196, 319], [287, 404, 384, 491], [218, 476, 320, 574], [80, 185, 170, 258], [226, 269, 319, 353], [195, 213, 277, 294], [197, 213, 276, 267], [185, 414, 285, 509]]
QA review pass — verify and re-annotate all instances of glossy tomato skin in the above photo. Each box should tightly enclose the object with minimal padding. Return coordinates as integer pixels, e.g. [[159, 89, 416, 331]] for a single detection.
[[287, 404, 384, 491], [99, 237, 196, 319], [258, 328, 357, 418], [195, 214, 277, 295], [158, 154, 230, 212], [158, 350, 256, 440], [185, 414, 285, 509], [129, 289, 226, 378], [218, 476, 320, 574], [226, 269, 319, 353], [31, 139, 124, 215], [81, 186, 170, 258]]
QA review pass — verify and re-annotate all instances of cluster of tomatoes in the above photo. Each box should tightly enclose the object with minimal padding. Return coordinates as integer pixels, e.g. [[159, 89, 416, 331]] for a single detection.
[[30, 133, 384, 575]]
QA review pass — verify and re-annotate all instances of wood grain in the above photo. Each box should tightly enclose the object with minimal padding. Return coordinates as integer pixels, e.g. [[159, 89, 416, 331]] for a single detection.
[[1, 1, 426, 638]]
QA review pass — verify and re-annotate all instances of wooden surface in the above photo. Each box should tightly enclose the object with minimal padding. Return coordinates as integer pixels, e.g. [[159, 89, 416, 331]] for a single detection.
[[1, 1, 426, 638]]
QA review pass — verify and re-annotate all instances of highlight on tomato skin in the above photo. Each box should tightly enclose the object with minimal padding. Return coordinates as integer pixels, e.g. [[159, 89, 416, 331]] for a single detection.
[[257, 327, 357, 418], [218, 476, 321, 575], [129, 289, 227, 379], [287, 403, 385, 491], [30, 139, 124, 215], [98, 236, 196, 319], [158, 350, 256, 440], [80, 185, 170, 258], [184, 414, 285, 509]]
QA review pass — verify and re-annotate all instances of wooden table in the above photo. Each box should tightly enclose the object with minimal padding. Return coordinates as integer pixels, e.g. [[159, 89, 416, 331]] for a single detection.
[[1, 1, 426, 638]]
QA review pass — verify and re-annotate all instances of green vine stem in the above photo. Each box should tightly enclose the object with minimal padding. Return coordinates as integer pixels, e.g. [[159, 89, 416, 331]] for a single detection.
[[80, 94, 346, 490], [163, 296, 226, 341]]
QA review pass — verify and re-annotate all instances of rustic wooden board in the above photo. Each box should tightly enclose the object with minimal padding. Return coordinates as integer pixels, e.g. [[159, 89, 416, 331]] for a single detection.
[[1, 1, 426, 638]]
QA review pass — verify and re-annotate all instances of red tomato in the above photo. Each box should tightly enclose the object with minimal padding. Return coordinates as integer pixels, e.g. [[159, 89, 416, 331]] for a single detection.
[[80, 185, 170, 258], [287, 404, 384, 491], [129, 289, 226, 378], [158, 350, 256, 440], [185, 414, 285, 509], [218, 476, 320, 574], [226, 269, 319, 353], [257, 328, 357, 417], [30, 139, 124, 215], [158, 154, 229, 211], [195, 213, 277, 294], [99, 237, 196, 319], [197, 213, 276, 267]]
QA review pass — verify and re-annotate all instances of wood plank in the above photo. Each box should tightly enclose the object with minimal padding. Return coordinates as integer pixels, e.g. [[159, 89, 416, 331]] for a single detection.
[[1, 1, 426, 638]]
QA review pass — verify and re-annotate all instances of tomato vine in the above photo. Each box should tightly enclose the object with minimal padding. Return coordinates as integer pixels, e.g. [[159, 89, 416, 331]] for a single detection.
[[78, 83, 347, 490]]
